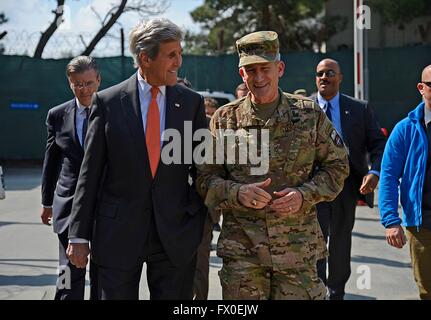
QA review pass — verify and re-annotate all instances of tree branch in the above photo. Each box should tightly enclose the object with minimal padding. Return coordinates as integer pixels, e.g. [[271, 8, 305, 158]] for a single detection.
[[81, 0, 127, 56], [82, 0, 170, 56], [79, 34, 87, 48], [33, 0, 65, 58], [90, 6, 104, 24]]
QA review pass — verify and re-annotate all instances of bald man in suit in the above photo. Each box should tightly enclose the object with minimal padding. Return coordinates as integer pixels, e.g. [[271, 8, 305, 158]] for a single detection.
[[311, 58, 386, 300]]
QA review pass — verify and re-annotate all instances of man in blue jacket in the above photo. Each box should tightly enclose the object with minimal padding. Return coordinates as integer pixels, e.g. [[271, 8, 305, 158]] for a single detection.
[[379, 64, 431, 300]]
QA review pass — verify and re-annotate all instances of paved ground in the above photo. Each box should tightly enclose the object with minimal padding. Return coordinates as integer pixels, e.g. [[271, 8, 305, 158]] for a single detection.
[[0, 166, 418, 300]]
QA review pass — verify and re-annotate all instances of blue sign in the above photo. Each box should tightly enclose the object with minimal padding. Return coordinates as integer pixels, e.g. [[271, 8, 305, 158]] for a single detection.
[[10, 103, 40, 110]]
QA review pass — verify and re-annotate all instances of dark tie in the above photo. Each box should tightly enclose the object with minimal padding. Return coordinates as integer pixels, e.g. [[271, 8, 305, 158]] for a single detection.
[[82, 108, 89, 146], [325, 102, 332, 122]]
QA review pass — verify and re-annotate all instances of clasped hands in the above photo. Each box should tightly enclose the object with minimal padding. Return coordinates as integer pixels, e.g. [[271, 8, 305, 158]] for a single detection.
[[238, 178, 303, 216]]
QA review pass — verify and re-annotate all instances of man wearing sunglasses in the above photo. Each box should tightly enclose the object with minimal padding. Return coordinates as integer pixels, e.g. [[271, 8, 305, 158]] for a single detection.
[[311, 58, 387, 300], [379, 65, 431, 300]]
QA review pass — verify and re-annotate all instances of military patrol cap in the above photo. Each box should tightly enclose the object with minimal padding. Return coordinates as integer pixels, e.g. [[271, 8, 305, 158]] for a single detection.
[[236, 31, 280, 67]]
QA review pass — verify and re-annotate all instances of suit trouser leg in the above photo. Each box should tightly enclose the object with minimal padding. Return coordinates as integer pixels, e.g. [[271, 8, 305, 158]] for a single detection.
[[97, 253, 197, 300], [89, 259, 99, 300], [193, 213, 213, 300], [327, 195, 356, 299], [147, 253, 197, 300], [316, 202, 331, 285], [97, 208, 197, 300], [98, 263, 143, 300], [55, 230, 86, 300]]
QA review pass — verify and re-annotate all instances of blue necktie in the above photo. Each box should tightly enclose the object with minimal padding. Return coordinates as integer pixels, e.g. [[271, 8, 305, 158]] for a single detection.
[[325, 102, 332, 122], [82, 108, 89, 146]]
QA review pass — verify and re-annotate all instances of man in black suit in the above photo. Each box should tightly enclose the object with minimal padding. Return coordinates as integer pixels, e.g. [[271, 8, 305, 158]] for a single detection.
[[312, 58, 386, 299], [66, 18, 207, 300], [40, 56, 100, 300]]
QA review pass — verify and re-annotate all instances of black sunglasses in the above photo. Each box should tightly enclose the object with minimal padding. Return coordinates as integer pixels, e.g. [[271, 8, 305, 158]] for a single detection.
[[316, 70, 337, 78], [422, 81, 431, 88]]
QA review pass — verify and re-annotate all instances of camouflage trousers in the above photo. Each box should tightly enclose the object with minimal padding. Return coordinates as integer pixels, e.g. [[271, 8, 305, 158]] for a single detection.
[[219, 258, 326, 300]]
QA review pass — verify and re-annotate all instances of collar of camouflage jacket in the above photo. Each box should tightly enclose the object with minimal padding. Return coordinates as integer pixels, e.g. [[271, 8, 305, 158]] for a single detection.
[[239, 89, 294, 128]]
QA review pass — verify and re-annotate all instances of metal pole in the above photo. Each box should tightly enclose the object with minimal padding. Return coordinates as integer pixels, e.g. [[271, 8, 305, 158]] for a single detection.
[[364, 25, 369, 101], [353, 0, 364, 100]]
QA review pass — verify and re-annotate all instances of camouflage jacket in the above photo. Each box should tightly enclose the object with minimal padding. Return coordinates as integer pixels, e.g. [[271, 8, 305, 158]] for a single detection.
[[196, 90, 349, 271]]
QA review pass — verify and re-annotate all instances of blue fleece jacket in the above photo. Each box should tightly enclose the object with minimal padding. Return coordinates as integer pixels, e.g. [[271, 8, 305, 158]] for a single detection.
[[379, 102, 428, 228]]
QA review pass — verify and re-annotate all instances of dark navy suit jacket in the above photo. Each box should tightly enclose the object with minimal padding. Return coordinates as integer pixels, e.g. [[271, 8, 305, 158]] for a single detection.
[[41, 99, 84, 234], [68, 74, 207, 269], [311, 93, 387, 207]]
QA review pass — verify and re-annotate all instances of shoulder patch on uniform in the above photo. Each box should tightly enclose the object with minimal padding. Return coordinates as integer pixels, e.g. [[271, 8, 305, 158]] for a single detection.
[[331, 129, 344, 147]]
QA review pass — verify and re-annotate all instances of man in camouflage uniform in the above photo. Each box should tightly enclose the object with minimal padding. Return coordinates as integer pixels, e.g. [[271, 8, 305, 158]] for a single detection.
[[196, 31, 350, 300]]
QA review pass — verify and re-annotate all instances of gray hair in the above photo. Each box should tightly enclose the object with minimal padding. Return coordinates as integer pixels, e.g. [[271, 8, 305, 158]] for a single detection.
[[66, 55, 100, 77], [129, 18, 183, 68]]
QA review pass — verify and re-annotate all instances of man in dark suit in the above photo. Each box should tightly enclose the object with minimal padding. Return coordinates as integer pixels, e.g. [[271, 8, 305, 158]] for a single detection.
[[66, 18, 207, 300], [40, 56, 100, 300], [312, 58, 386, 300]]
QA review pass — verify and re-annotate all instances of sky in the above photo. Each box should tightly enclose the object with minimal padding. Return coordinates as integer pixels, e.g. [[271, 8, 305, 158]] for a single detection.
[[0, 0, 205, 58]]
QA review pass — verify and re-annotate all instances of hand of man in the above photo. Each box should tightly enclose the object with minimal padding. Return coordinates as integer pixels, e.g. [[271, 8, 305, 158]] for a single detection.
[[238, 178, 272, 209], [385, 224, 406, 249], [66, 243, 90, 269], [270, 187, 303, 216], [359, 173, 379, 195], [40, 207, 52, 226]]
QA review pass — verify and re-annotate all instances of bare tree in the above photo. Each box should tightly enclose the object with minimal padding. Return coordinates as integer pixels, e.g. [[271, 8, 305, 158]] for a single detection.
[[0, 12, 8, 54], [33, 0, 65, 58], [81, 0, 170, 55], [33, 0, 169, 59], [0, 12, 7, 40]]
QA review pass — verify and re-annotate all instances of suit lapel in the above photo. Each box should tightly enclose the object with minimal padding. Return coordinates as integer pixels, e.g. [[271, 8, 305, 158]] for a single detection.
[[154, 86, 184, 179], [63, 100, 82, 151], [120, 74, 152, 180], [164, 85, 181, 147], [155, 85, 183, 180], [339, 94, 351, 149], [312, 93, 351, 149]]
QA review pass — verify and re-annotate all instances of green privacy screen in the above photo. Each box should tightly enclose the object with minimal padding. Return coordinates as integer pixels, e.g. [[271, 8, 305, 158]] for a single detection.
[[1, 46, 430, 159]]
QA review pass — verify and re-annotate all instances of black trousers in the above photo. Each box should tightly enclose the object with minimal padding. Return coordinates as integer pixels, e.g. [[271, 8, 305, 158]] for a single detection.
[[316, 181, 357, 300], [193, 213, 214, 300], [55, 230, 98, 300], [97, 213, 197, 300]]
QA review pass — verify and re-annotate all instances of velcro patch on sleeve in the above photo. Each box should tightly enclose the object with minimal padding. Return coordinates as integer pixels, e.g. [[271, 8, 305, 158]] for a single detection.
[[331, 129, 344, 147]]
